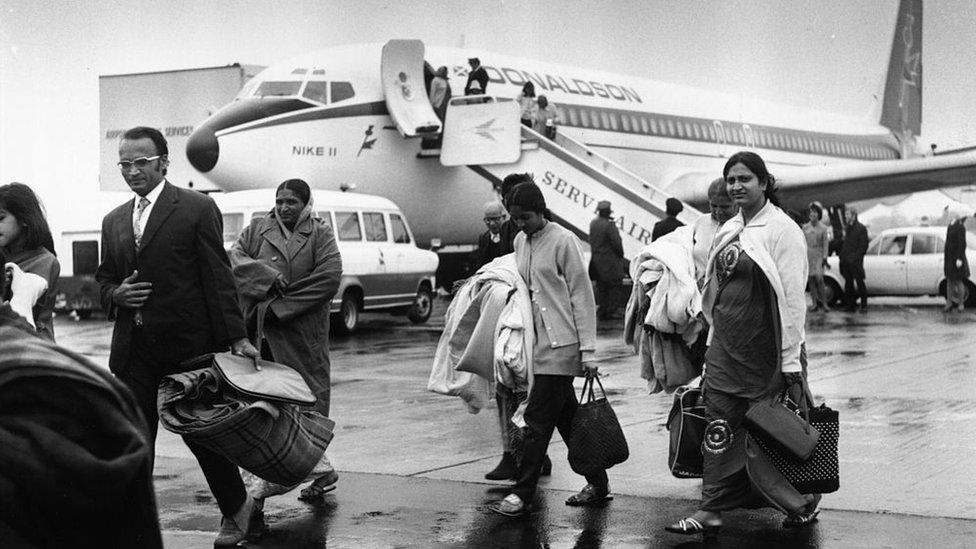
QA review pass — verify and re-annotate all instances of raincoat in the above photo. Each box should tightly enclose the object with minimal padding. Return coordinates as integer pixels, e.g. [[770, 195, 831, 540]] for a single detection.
[[229, 204, 342, 416]]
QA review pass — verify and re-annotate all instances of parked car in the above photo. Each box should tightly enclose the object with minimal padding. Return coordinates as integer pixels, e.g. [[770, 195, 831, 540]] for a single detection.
[[823, 226, 976, 306], [213, 189, 439, 334]]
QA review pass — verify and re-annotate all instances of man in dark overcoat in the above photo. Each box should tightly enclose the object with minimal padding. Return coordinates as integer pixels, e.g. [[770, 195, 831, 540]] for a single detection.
[[589, 200, 626, 320], [944, 214, 970, 312], [839, 208, 869, 312], [95, 126, 262, 547]]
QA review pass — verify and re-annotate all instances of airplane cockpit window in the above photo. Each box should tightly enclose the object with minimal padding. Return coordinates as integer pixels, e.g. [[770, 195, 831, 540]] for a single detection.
[[303, 81, 329, 104], [291, 68, 308, 75], [255, 81, 303, 97], [312, 69, 326, 75], [331, 82, 355, 103]]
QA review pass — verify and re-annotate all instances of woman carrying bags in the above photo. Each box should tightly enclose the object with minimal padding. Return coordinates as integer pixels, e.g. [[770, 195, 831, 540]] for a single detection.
[[489, 180, 609, 517], [228, 178, 343, 501], [666, 152, 819, 537]]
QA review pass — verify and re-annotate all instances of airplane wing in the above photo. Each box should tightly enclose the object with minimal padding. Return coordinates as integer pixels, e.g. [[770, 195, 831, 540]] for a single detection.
[[673, 150, 976, 210]]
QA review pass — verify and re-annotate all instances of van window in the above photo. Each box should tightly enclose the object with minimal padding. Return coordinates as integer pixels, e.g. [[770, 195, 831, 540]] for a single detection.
[[223, 213, 244, 245], [390, 214, 410, 243], [72, 240, 99, 276], [336, 212, 362, 241], [363, 212, 387, 242], [315, 211, 334, 231]]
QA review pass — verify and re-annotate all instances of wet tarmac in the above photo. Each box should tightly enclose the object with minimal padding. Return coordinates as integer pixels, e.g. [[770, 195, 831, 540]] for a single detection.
[[56, 297, 976, 547]]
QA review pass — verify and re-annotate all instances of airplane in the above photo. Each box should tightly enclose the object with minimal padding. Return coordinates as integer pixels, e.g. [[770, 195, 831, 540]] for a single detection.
[[185, 0, 976, 261]]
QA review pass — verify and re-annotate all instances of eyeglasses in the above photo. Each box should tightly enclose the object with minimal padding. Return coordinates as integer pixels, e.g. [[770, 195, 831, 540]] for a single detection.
[[484, 216, 505, 223], [117, 156, 161, 171]]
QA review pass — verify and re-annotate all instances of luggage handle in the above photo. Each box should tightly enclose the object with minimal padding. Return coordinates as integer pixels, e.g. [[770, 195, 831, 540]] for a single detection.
[[578, 371, 608, 404], [774, 376, 815, 431]]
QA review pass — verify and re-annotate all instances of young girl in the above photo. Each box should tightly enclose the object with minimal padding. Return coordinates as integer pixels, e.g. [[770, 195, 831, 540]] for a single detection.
[[0, 183, 59, 340], [490, 180, 607, 516]]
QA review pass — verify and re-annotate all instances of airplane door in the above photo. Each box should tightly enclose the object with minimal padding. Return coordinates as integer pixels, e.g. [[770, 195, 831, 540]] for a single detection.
[[381, 39, 442, 138], [440, 96, 521, 166]]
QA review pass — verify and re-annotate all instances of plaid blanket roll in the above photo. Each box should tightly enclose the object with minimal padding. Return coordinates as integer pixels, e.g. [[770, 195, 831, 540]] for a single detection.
[[158, 368, 334, 486]]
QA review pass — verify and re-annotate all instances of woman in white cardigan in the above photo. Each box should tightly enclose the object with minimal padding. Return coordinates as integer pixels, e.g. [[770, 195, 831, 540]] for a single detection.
[[666, 151, 819, 537]]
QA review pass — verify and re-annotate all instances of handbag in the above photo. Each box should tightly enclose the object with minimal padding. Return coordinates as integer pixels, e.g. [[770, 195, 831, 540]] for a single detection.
[[567, 373, 630, 475], [666, 384, 705, 478], [744, 380, 820, 462], [181, 352, 316, 406], [750, 400, 840, 494]]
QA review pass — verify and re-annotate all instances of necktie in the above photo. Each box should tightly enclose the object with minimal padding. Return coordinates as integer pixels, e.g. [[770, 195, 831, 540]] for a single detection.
[[133, 197, 150, 248]]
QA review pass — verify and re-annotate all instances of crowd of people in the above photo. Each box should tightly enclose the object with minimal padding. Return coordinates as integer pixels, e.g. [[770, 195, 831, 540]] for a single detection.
[[1, 121, 972, 545]]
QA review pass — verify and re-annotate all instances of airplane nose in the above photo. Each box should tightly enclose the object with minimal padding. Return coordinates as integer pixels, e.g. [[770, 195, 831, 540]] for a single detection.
[[186, 125, 219, 173]]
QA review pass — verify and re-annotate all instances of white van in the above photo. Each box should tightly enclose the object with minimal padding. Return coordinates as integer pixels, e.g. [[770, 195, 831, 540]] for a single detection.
[[213, 189, 439, 334]]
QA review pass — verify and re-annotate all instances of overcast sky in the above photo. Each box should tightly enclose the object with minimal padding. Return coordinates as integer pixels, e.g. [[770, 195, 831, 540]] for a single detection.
[[2, 0, 974, 233]]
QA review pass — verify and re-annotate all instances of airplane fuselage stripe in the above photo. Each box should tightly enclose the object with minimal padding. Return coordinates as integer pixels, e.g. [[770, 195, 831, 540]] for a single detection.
[[215, 99, 899, 162]]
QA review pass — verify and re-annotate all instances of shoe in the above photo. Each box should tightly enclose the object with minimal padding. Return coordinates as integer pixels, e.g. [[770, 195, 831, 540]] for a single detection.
[[665, 516, 721, 536], [485, 452, 518, 481], [783, 509, 820, 528], [298, 470, 339, 502], [489, 493, 529, 517], [565, 483, 612, 506], [214, 494, 263, 547], [540, 455, 552, 476]]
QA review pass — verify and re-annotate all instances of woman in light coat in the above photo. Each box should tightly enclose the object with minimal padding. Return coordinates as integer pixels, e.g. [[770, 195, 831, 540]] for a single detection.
[[666, 152, 819, 537], [229, 178, 343, 500], [489, 181, 607, 517]]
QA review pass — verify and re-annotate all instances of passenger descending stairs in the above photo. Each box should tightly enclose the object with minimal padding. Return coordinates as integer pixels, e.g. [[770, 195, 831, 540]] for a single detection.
[[470, 126, 700, 259]]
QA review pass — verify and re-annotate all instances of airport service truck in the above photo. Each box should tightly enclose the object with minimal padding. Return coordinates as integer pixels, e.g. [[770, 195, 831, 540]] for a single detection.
[[56, 64, 259, 318]]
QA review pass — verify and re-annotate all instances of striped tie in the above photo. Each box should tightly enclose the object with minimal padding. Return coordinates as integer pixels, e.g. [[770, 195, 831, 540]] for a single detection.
[[133, 197, 150, 248]]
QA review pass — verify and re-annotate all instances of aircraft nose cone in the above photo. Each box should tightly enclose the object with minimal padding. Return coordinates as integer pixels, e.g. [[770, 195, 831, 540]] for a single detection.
[[186, 125, 219, 173]]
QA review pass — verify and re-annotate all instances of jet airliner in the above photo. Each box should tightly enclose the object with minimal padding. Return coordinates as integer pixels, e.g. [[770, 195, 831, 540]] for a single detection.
[[186, 0, 976, 256]]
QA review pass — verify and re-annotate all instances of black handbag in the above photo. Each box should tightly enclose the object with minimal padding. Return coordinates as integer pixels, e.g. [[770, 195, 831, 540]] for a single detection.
[[567, 374, 630, 475], [750, 390, 840, 494], [744, 381, 820, 462], [666, 384, 705, 478]]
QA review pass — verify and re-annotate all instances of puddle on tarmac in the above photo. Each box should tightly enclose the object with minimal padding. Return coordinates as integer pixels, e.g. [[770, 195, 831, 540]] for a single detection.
[[808, 350, 867, 359]]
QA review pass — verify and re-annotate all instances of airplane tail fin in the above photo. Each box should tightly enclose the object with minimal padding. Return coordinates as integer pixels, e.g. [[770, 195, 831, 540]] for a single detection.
[[880, 0, 922, 137]]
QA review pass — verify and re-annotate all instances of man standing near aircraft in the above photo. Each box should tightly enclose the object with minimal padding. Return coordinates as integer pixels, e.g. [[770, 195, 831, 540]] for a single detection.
[[589, 200, 626, 320], [652, 198, 685, 241], [839, 208, 869, 312], [96, 126, 263, 547], [474, 201, 508, 269], [465, 57, 489, 95]]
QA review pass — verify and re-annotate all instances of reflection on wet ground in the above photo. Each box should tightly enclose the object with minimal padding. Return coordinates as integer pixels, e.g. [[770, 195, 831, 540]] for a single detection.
[[58, 298, 976, 547]]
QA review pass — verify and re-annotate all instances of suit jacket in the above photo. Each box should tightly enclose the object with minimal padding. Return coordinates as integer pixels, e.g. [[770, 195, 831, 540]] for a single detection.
[[839, 220, 869, 278], [465, 66, 489, 95], [652, 216, 684, 242], [588, 216, 625, 282], [95, 182, 246, 375], [473, 230, 505, 269]]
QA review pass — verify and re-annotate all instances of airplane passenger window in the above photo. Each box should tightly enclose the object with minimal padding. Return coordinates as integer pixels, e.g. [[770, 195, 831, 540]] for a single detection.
[[303, 81, 329, 104], [315, 211, 334, 230], [667, 120, 675, 136], [579, 109, 590, 127], [609, 113, 618, 130], [911, 235, 938, 255], [336, 211, 362, 241], [255, 81, 302, 97], [620, 115, 630, 132], [567, 108, 579, 126], [222, 213, 244, 245], [390, 214, 411, 244], [600, 112, 611, 129], [650, 118, 658, 134], [331, 82, 355, 102], [640, 116, 649, 134], [363, 212, 388, 242]]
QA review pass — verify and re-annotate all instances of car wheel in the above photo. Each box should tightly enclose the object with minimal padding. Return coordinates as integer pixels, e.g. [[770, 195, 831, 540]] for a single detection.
[[824, 278, 843, 307], [332, 292, 359, 335], [407, 285, 434, 324], [965, 282, 976, 308]]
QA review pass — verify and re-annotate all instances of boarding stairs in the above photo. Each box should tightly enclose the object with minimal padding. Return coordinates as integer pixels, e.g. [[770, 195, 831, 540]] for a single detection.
[[381, 39, 700, 259]]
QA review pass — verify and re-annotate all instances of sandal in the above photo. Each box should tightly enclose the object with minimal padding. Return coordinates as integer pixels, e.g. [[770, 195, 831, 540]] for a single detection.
[[565, 484, 612, 506], [489, 494, 529, 517], [297, 471, 339, 502], [783, 509, 820, 528], [664, 516, 721, 536]]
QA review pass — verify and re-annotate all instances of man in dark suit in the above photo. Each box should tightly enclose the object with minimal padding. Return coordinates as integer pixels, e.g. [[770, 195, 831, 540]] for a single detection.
[[95, 126, 262, 547], [839, 207, 869, 312], [465, 57, 489, 95], [652, 197, 685, 241], [473, 201, 507, 269], [944, 214, 970, 312], [589, 200, 626, 320]]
